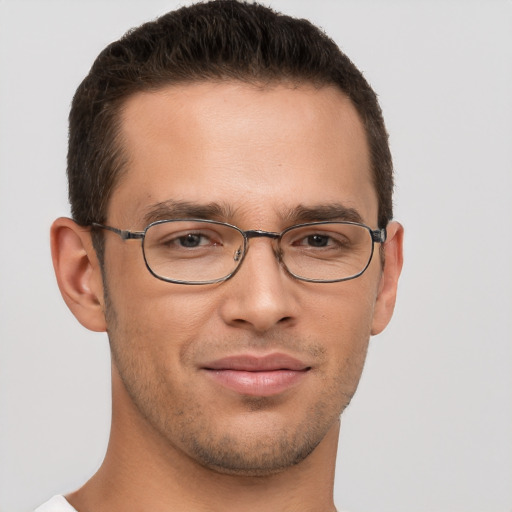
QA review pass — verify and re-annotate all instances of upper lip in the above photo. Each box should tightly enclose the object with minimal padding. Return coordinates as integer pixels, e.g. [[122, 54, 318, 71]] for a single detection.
[[202, 353, 311, 372]]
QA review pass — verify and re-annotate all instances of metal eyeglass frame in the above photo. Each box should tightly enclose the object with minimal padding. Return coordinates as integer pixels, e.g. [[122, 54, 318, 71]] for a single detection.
[[91, 219, 387, 285]]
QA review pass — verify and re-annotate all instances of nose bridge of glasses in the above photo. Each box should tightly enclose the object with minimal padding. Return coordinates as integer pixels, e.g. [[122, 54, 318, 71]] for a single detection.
[[244, 230, 281, 240], [239, 230, 283, 263], [245, 230, 282, 255]]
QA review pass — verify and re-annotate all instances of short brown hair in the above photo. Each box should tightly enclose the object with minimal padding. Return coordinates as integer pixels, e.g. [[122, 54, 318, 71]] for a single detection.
[[68, 0, 393, 241]]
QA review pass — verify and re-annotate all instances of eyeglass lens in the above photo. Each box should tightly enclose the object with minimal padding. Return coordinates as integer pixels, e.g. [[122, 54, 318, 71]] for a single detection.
[[142, 220, 375, 284]]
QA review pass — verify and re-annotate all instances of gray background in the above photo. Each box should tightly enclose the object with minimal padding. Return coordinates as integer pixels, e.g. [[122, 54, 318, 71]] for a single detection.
[[1, 1, 511, 511]]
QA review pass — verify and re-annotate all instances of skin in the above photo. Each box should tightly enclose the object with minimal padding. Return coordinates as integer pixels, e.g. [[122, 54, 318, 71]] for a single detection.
[[51, 81, 403, 512]]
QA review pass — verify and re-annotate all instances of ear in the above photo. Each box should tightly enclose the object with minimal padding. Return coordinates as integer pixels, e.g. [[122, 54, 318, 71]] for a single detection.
[[50, 217, 107, 332], [371, 221, 404, 335]]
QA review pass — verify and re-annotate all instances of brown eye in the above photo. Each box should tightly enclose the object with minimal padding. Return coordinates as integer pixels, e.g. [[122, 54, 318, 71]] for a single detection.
[[177, 233, 208, 248], [305, 234, 330, 247]]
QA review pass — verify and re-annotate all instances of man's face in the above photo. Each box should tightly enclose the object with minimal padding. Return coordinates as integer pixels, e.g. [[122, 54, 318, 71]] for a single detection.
[[101, 81, 387, 475]]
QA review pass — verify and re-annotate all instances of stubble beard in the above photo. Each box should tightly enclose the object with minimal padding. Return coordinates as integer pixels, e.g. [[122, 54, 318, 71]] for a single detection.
[[103, 284, 366, 477]]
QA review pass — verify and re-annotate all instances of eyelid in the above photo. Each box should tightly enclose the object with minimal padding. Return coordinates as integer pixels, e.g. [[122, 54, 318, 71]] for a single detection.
[[286, 231, 347, 245]]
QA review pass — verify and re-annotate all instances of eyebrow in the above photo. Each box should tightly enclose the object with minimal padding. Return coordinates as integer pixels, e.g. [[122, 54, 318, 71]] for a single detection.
[[141, 200, 236, 225], [282, 204, 364, 225], [140, 200, 364, 227]]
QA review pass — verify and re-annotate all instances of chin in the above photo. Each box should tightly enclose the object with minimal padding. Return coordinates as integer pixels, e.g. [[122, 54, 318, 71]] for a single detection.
[[179, 407, 339, 477], [190, 439, 318, 477]]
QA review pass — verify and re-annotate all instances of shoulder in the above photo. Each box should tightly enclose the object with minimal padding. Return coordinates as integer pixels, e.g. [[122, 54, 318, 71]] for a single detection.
[[34, 496, 77, 512]]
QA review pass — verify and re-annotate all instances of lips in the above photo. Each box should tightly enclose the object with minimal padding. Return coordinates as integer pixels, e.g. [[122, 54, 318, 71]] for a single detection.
[[201, 353, 311, 397]]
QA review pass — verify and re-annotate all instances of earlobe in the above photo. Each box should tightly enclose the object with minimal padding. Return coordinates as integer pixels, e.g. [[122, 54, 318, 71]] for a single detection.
[[371, 221, 404, 335], [50, 217, 107, 332]]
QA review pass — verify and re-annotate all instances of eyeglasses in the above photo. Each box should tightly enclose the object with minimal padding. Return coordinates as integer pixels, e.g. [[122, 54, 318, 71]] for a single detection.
[[92, 219, 386, 285]]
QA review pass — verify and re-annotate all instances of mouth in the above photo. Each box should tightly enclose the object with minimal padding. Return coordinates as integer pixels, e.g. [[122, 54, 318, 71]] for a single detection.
[[201, 353, 312, 397]]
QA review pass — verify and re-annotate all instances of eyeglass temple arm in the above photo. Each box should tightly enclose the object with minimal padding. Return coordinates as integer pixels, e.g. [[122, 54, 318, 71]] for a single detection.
[[371, 228, 387, 243], [91, 223, 144, 240]]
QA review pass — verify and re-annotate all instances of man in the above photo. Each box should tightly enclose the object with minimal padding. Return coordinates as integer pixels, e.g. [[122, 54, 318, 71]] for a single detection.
[[40, 1, 403, 510]]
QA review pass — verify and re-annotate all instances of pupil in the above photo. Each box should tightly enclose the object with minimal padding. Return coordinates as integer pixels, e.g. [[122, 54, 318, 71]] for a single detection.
[[180, 234, 201, 247], [308, 235, 328, 247]]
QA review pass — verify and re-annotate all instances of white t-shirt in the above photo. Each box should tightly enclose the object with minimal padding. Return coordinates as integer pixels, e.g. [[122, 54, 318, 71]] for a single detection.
[[35, 494, 350, 511], [34, 496, 77, 512]]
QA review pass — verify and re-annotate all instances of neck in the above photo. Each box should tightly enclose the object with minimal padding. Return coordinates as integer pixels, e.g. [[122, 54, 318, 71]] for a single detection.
[[67, 368, 340, 512]]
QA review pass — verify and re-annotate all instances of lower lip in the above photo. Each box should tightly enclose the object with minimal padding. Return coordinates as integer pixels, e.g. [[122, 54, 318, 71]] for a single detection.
[[204, 369, 309, 397]]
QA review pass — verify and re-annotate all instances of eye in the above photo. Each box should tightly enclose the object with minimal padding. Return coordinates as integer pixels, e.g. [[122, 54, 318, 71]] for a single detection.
[[161, 230, 222, 250], [175, 233, 213, 248], [285, 225, 357, 254], [304, 234, 331, 247], [293, 232, 347, 248], [144, 221, 242, 259], [151, 226, 224, 250]]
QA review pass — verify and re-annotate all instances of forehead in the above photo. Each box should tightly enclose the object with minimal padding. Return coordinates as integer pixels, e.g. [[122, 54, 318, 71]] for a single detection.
[[110, 81, 377, 228]]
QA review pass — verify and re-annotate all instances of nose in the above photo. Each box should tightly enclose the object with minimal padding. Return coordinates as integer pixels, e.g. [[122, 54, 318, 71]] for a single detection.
[[219, 237, 298, 333]]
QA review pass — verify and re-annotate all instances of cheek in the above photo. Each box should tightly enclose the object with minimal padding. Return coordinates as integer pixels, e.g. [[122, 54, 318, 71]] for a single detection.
[[309, 274, 378, 336], [106, 271, 221, 364], [310, 277, 378, 373]]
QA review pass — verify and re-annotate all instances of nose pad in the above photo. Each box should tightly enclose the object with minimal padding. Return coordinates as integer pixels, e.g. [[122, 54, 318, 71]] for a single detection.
[[274, 245, 284, 264]]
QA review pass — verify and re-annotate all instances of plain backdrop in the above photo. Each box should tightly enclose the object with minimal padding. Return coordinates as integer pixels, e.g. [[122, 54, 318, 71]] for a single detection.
[[1, 1, 511, 511]]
